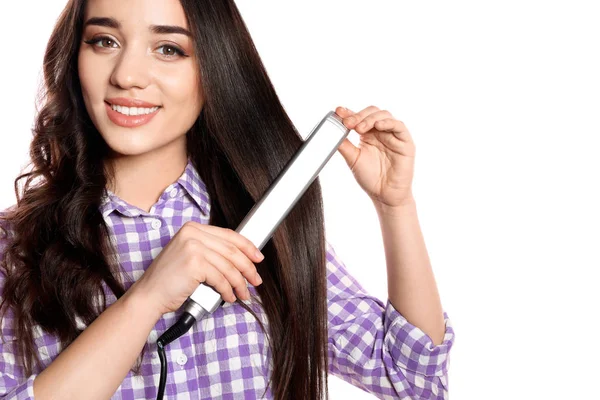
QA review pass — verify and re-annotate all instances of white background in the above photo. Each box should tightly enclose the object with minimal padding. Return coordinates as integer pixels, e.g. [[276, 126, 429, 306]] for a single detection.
[[1, 1, 599, 399]]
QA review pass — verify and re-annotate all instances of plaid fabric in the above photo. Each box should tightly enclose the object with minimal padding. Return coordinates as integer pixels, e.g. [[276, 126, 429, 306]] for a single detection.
[[1, 158, 454, 399]]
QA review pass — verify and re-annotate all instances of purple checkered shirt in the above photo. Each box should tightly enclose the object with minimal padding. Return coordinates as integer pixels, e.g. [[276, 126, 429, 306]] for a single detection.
[[1, 158, 454, 399]]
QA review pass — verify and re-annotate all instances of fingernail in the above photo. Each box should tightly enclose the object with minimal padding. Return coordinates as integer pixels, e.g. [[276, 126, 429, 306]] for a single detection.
[[255, 272, 263, 285], [245, 288, 251, 299], [255, 249, 264, 260]]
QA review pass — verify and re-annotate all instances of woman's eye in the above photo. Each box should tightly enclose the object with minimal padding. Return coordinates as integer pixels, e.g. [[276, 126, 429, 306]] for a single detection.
[[84, 36, 117, 48], [157, 45, 186, 58]]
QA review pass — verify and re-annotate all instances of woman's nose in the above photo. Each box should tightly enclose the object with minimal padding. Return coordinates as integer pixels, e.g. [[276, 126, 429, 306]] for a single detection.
[[109, 45, 152, 90]]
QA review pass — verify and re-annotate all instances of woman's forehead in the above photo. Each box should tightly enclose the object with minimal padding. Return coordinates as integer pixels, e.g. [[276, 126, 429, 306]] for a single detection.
[[83, 0, 190, 31]]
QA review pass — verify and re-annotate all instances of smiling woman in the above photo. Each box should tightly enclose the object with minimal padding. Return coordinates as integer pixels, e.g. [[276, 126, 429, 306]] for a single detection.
[[77, 2, 202, 163], [0, 0, 454, 399]]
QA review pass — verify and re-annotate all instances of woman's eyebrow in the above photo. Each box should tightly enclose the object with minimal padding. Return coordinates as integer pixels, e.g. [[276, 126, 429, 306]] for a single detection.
[[83, 17, 192, 37]]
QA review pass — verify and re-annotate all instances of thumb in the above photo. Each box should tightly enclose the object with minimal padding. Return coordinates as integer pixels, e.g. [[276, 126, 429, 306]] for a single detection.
[[337, 138, 361, 171]]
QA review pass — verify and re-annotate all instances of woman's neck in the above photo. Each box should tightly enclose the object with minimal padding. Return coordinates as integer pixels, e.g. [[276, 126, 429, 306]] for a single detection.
[[105, 140, 188, 213]]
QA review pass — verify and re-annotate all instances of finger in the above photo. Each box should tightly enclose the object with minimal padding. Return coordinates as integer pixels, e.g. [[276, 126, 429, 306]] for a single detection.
[[182, 221, 264, 263], [335, 106, 355, 117], [201, 263, 238, 303], [353, 110, 394, 134], [199, 232, 263, 288], [341, 105, 381, 129], [204, 250, 252, 301], [375, 133, 413, 156], [374, 118, 413, 143]]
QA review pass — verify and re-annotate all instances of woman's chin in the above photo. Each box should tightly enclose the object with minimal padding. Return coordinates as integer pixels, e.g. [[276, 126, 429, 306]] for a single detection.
[[101, 136, 158, 157]]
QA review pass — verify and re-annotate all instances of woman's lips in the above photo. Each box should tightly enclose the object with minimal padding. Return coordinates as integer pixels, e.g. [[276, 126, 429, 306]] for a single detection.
[[105, 101, 160, 128]]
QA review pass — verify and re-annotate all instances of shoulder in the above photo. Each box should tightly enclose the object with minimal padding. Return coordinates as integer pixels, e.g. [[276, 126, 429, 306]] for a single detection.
[[324, 238, 368, 295]]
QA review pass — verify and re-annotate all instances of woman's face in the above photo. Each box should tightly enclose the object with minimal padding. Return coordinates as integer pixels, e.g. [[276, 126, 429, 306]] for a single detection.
[[78, 0, 203, 158]]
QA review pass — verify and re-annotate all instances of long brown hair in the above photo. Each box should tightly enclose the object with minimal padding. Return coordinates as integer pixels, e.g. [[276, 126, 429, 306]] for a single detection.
[[0, 0, 329, 398]]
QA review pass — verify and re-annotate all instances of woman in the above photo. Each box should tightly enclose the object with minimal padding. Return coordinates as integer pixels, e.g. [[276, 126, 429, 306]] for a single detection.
[[0, 0, 454, 399]]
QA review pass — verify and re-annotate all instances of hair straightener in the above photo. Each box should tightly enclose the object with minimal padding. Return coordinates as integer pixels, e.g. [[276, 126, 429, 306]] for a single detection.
[[155, 110, 351, 399]]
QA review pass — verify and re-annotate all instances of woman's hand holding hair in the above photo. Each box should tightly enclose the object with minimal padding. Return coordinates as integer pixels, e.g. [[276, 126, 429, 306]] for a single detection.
[[130, 221, 265, 317]]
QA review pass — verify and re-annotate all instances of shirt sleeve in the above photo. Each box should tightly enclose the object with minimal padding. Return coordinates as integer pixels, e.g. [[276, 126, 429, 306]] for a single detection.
[[1, 215, 37, 399], [326, 240, 455, 400]]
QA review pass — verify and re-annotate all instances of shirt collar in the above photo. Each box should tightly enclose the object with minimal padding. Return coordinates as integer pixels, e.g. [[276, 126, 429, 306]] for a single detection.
[[99, 158, 211, 218], [177, 158, 211, 216]]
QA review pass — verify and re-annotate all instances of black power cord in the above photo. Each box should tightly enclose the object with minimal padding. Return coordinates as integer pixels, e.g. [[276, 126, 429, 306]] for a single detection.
[[155, 311, 197, 400]]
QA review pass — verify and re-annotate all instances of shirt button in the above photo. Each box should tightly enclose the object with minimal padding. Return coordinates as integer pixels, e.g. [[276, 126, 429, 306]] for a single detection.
[[151, 219, 162, 230], [169, 188, 178, 198], [176, 353, 188, 366]]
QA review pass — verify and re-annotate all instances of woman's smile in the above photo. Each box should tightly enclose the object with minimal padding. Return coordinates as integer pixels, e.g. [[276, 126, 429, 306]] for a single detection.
[[104, 100, 161, 128]]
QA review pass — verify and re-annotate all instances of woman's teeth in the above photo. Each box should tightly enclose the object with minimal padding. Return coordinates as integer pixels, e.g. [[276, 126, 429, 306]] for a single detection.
[[110, 104, 159, 116]]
